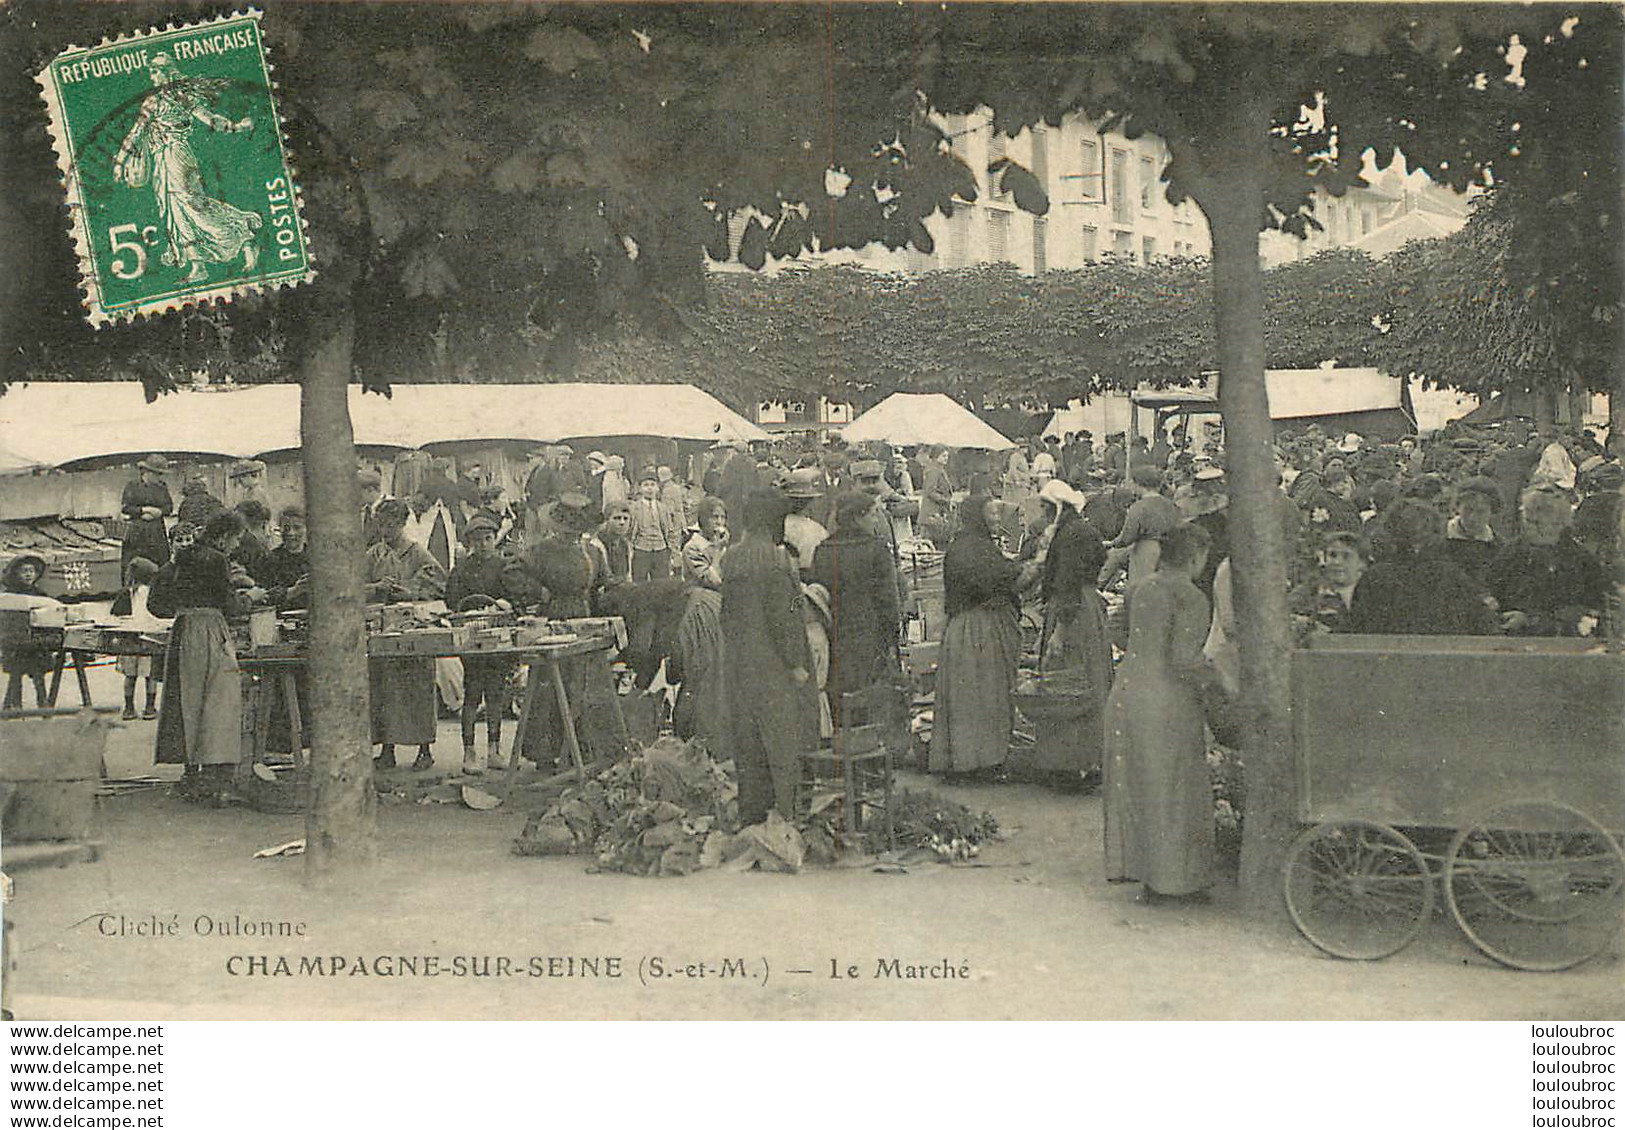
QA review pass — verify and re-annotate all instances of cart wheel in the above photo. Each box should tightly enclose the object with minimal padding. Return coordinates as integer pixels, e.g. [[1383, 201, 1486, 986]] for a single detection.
[[1283, 821, 1433, 960], [1444, 800, 1625, 972]]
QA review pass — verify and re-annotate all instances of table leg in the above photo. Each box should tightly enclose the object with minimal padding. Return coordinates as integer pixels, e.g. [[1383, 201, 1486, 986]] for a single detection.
[[71, 652, 92, 707], [503, 662, 545, 795], [45, 653, 65, 708], [247, 674, 271, 786], [548, 657, 587, 784], [280, 670, 304, 767], [607, 677, 631, 755]]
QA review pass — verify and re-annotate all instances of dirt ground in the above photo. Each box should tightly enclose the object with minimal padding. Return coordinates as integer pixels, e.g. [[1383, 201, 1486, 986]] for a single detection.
[[7, 666, 1622, 1021]]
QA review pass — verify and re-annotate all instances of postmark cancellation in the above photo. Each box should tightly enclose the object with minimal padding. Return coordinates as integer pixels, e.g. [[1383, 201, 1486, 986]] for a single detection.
[[35, 9, 313, 327]]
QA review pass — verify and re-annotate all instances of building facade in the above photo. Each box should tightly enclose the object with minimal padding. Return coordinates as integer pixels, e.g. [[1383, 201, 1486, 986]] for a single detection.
[[853, 108, 1210, 274], [819, 108, 1465, 275]]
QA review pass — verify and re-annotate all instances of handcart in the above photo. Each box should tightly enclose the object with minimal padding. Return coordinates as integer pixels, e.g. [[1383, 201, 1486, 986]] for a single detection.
[[1283, 634, 1625, 972]]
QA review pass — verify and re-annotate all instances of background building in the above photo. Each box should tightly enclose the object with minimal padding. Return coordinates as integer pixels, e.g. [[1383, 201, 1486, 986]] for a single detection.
[[798, 109, 1468, 275]]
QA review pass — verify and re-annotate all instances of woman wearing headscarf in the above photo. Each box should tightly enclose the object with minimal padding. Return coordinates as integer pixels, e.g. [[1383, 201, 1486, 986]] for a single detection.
[[1103, 522, 1217, 902], [720, 488, 819, 824], [153, 511, 262, 804], [930, 491, 1049, 776], [809, 492, 901, 724], [1034, 481, 1113, 783]]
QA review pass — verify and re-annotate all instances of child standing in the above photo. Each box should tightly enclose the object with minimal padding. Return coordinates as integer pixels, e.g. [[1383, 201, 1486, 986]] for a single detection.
[[112, 556, 164, 720]]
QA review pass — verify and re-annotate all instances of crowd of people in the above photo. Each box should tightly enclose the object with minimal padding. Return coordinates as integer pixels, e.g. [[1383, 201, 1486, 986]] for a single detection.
[[4, 415, 1619, 871]]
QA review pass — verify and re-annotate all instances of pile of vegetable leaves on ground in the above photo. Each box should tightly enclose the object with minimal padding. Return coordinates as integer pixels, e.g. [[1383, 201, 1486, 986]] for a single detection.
[[862, 789, 1000, 861], [514, 737, 738, 876], [515, 739, 1002, 875]]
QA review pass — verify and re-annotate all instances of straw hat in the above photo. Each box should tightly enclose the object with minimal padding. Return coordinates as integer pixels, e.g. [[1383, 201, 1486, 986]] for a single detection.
[[137, 454, 169, 474]]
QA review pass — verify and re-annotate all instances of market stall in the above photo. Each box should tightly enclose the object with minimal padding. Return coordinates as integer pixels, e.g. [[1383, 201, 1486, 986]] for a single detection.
[[5, 600, 629, 805], [842, 392, 1016, 450]]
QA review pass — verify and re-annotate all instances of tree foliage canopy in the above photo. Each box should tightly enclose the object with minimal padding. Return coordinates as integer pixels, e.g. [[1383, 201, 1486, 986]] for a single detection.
[[560, 250, 1395, 411]]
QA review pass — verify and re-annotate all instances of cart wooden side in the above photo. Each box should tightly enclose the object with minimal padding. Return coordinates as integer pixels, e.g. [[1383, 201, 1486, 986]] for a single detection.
[[1291, 635, 1625, 832]]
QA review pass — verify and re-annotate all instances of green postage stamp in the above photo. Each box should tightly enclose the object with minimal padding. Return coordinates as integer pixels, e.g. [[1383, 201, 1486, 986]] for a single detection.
[[36, 9, 312, 326]]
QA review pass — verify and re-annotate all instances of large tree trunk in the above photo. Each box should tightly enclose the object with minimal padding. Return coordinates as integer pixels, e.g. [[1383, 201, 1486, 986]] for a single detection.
[[1194, 106, 1298, 921], [1612, 385, 1625, 459], [1535, 385, 1558, 438], [298, 303, 377, 878]]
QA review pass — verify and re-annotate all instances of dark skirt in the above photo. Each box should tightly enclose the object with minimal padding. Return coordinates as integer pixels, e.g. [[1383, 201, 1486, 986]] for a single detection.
[[369, 657, 437, 745], [1026, 592, 1114, 774], [930, 602, 1022, 773], [121, 518, 171, 571], [154, 608, 242, 767]]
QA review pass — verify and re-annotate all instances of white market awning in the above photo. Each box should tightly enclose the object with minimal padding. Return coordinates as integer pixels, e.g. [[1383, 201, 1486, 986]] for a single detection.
[[842, 393, 1015, 450], [0, 381, 768, 469]]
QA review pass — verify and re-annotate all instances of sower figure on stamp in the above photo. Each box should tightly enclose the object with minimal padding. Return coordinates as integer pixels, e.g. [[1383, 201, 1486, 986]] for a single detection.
[[112, 52, 262, 284]]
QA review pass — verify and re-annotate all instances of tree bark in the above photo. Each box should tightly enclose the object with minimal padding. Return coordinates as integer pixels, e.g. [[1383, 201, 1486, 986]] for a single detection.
[[1535, 385, 1557, 438], [1612, 384, 1625, 460], [1191, 104, 1298, 921], [298, 303, 377, 878]]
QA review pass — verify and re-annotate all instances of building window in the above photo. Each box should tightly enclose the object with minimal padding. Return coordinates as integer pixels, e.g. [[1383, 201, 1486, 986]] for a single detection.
[[1139, 155, 1156, 210], [1079, 137, 1101, 200], [987, 131, 1008, 199], [1109, 148, 1132, 224], [1080, 224, 1098, 262], [1030, 129, 1049, 193], [1112, 229, 1134, 259], [948, 208, 970, 267], [1032, 216, 1047, 274], [1361, 209, 1373, 236], [987, 210, 1010, 263], [1142, 235, 1156, 264]]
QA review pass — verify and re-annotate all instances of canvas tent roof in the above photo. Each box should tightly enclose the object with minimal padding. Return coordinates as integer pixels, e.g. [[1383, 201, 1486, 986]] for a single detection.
[[0, 382, 767, 469], [1128, 368, 1405, 420], [842, 393, 1015, 450]]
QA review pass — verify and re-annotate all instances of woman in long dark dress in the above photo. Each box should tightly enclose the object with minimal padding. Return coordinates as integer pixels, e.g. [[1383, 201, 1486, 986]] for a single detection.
[[153, 511, 260, 804], [1034, 482, 1114, 784], [120, 454, 174, 573], [1103, 522, 1216, 901], [504, 494, 605, 771], [930, 492, 1047, 775], [809, 492, 900, 724], [721, 489, 819, 825]]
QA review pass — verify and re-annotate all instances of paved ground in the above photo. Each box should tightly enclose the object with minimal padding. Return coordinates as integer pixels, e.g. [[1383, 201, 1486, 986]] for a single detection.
[[8, 665, 1622, 1021]]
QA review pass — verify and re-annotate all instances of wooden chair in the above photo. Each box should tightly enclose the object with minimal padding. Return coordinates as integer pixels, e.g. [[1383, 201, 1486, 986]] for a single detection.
[[796, 684, 908, 853]]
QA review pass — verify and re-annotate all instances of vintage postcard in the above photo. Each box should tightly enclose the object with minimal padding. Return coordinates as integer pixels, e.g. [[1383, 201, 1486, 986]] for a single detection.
[[34, 9, 312, 327], [1, 1, 1621, 1031]]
